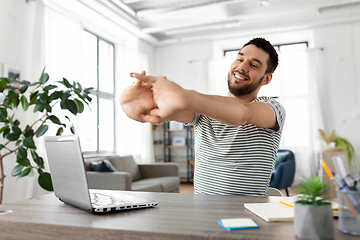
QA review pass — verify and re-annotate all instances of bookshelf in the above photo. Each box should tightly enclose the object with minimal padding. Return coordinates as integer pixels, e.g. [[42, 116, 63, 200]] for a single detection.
[[152, 122, 194, 182]]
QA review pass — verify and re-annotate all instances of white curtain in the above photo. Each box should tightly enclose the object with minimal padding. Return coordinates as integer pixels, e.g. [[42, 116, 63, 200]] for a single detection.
[[273, 48, 325, 185], [115, 47, 153, 163]]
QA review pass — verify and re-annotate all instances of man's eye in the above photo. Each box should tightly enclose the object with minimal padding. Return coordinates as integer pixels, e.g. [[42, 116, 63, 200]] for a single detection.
[[251, 64, 258, 68]]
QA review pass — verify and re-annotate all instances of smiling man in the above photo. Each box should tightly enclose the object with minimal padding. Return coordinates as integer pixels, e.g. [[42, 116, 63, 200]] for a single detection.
[[120, 37, 285, 196]]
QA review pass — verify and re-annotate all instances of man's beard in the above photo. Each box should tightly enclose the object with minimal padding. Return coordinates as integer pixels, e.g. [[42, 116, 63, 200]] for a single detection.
[[227, 72, 264, 97]]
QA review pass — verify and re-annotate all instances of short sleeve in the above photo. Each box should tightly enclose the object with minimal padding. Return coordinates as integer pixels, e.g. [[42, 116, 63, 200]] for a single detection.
[[256, 97, 286, 133]]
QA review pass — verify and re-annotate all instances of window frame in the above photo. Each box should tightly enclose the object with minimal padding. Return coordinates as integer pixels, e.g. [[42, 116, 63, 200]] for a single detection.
[[83, 29, 116, 155]]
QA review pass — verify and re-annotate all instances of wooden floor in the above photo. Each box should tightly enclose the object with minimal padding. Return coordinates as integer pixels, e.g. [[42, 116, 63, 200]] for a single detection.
[[179, 183, 297, 196]]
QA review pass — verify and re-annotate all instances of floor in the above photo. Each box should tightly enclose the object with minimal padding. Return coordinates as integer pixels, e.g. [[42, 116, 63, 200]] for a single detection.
[[179, 183, 297, 197]]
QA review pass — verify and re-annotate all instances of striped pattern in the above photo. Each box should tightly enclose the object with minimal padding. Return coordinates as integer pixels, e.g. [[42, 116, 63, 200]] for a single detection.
[[188, 96, 285, 196]]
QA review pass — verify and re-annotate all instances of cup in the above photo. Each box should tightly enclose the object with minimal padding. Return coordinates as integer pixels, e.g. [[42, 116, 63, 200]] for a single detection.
[[337, 190, 360, 235]]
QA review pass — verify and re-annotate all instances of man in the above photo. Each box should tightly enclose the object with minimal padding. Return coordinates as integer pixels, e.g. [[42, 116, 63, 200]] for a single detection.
[[120, 38, 285, 196]]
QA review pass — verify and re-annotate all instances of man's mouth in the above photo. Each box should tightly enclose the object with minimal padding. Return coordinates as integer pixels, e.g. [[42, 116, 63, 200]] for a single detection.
[[233, 72, 249, 81]]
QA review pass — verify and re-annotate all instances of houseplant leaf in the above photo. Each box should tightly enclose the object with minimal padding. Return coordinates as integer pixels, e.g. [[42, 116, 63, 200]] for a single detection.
[[38, 172, 53, 191], [11, 165, 24, 177], [36, 125, 48, 138]]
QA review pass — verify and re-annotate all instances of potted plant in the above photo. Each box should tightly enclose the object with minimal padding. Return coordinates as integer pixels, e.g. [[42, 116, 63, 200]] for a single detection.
[[294, 176, 334, 240], [318, 129, 355, 165], [0, 68, 93, 204]]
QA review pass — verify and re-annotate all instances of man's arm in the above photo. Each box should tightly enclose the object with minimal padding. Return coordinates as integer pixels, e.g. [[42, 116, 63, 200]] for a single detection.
[[130, 73, 278, 129], [130, 73, 250, 125]]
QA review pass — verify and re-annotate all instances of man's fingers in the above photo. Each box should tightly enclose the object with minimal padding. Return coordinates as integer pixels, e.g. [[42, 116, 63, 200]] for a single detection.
[[149, 108, 161, 116], [130, 72, 157, 84], [140, 70, 146, 75], [142, 114, 162, 124]]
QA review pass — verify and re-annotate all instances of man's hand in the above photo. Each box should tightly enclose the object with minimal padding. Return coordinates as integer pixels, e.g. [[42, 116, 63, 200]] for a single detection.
[[119, 71, 161, 123], [129, 73, 194, 123]]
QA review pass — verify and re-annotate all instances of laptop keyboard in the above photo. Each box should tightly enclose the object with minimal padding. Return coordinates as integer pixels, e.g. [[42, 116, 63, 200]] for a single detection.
[[90, 192, 134, 207]]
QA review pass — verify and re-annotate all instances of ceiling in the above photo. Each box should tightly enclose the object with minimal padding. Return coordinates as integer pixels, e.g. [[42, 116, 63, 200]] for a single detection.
[[91, 0, 360, 45]]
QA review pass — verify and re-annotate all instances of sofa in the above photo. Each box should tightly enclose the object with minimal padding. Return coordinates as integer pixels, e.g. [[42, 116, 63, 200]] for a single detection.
[[84, 155, 180, 193]]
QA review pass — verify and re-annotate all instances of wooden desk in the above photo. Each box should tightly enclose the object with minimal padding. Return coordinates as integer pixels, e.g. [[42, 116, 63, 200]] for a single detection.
[[0, 192, 357, 240]]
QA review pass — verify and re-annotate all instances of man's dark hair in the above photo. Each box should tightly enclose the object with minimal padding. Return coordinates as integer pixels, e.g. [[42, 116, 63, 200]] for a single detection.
[[241, 38, 279, 74]]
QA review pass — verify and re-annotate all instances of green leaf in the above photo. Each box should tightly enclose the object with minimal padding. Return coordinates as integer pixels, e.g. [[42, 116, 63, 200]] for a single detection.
[[34, 156, 44, 168], [18, 167, 32, 178], [24, 128, 34, 137], [44, 85, 57, 91], [20, 95, 29, 111], [70, 125, 75, 134], [62, 78, 72, 88], [33, 103, 44, 112], [15, 139, 22, 146], [12, 125, 22, 135], [38, 172, 53, 191], [39, 73, 49, 84], [13, 120, 20, 126], [56, 127, 64, 136], [66, 99, 78, 115], [17, 147, 27, 159], [28, 168, 34, 177], [16, 157, 31, 166], [23, 138, 36, 149], [74, 99, 84, 113], [0, 125, 10, 134], [44, 104, 52, 113], [49, 115, 62, 125], [39, 92, 48, 103], [12, 165, 24, 177], [35, 125, 48, 138], [30, 91, 39, 102], [0, 107, 7, 121], [0, 144, 5, 149], [6, 133, 20, 141], [49, 91, 60, 101], [19, 85, 28, 94], [30, 149, 39, 161]]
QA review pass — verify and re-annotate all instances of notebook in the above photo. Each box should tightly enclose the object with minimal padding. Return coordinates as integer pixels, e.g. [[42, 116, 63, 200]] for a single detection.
[[244, 202, 294, 222], [44, 135, 158, 213]]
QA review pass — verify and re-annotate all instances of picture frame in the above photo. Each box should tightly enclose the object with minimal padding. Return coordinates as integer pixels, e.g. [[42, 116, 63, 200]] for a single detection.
[[172, 136, 186, 146], [2, 64, 21, 80]]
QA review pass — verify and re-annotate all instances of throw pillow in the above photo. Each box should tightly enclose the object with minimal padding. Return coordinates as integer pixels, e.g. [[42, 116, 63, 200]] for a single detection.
[[90, 160, 117, 172], [274, 152, 289, 169]]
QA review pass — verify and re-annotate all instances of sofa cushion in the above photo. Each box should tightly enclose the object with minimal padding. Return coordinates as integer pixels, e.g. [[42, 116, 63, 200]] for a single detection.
[[131, 177, 179, 193], [90, 160, 117, 172], [107, 155, 142, 182]]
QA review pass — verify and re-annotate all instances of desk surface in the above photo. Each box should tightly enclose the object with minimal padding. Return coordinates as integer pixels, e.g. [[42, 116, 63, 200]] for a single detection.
[[0, 191, 357, 240]]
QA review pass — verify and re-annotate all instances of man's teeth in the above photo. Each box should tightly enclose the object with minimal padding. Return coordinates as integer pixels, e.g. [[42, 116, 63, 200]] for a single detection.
[[235, 74, 246, 80]]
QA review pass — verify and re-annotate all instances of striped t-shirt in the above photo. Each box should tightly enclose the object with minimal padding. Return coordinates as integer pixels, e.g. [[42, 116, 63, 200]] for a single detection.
[[187, 96, 286, 196]]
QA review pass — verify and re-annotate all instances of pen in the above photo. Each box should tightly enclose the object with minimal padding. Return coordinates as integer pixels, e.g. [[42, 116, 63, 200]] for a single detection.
[[320, 160, 360, 217]]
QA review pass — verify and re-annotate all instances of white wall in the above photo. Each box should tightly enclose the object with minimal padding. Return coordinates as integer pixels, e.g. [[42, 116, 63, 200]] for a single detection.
[[0, 0, 45, 204], [313, 22, 360, 169], [154, 23, 360, 172]]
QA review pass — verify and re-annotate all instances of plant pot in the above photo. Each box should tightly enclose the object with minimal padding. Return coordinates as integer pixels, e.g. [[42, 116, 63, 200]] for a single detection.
[[294, 204, 334, 240]]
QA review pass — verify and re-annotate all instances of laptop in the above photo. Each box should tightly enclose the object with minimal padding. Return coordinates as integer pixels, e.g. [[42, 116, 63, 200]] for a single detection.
[[44, 135, 159, 213]]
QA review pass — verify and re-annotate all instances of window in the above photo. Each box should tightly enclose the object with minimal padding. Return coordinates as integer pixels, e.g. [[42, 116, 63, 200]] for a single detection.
[[78, 30, 116, 153], [224, 42, 309, 147]]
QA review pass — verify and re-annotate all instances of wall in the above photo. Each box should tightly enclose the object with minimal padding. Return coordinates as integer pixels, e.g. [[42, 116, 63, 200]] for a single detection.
[[313, 22, 360, 169], [0, 0, 44, 204]]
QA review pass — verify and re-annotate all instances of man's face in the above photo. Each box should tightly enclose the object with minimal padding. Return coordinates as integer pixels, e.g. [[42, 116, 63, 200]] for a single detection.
[[227, 44, 270, 97]]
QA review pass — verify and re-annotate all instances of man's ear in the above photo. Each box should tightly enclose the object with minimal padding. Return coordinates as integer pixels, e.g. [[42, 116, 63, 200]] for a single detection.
[[262, 73, 273, 86]]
